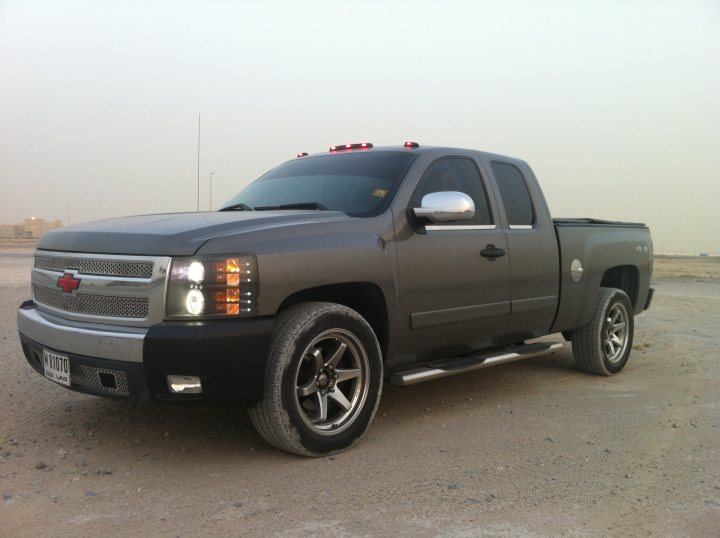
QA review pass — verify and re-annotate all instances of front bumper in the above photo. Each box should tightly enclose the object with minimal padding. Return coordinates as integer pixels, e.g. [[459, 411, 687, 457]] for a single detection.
[[17, 301, 274, 404], [20, 333, 151, 402], [17, 301, 146, 362]]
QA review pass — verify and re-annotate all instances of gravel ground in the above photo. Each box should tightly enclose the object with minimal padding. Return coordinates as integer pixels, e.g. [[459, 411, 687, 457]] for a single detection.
[[0, 251, 718, 537]]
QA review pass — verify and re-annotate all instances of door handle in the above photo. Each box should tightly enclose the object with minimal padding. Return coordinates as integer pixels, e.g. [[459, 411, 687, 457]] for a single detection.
[[480, 244, 506, 259]]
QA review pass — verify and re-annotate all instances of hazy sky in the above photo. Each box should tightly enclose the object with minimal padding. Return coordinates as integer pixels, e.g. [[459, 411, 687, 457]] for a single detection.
[[1, 0, 718, 254]]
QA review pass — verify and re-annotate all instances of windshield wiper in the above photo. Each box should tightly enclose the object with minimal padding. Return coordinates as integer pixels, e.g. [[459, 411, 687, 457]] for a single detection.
[[219, 203, 253, 211], [254, 202, 330, 211]]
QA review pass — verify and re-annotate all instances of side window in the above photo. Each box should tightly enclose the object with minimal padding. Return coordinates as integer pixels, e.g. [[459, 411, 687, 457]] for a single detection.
[[410, 158, 493, 225], [491, 162, 534, 227]]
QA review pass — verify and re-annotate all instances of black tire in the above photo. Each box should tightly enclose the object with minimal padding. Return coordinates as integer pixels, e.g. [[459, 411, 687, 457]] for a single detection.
[[572, 287, 635, 376], [249, 302, 383, 456]]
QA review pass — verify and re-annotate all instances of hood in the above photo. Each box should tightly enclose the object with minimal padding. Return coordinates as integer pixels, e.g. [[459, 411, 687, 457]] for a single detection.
[[37, 211, 350, 256]]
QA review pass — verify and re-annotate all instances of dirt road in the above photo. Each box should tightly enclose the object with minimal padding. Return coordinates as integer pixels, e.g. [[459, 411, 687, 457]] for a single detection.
[[1, 252, 718, 537]]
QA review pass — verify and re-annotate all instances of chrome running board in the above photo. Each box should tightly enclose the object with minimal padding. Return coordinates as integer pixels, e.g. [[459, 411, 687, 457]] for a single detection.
[[390, 342, 564, 386]]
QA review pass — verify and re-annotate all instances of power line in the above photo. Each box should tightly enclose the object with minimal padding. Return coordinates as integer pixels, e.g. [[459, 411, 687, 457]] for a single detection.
[[196, 113, 201, 212]]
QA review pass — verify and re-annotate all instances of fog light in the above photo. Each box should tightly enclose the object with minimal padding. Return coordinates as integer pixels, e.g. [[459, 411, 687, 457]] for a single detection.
[[167, 375, 203, 394]]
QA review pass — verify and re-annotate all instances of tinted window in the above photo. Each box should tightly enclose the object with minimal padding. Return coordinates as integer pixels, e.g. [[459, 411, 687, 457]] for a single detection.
[[491, 162, 534, 226], [223, 151, 415, 217], [410, 158, 493, 225]]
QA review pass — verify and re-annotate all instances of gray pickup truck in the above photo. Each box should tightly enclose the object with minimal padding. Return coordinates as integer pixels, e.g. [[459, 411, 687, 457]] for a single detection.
[[17, 142, 653, 456]]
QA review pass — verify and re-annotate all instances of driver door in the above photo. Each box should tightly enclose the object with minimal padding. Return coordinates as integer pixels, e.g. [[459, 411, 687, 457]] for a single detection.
[[395, 156, 511, 361]]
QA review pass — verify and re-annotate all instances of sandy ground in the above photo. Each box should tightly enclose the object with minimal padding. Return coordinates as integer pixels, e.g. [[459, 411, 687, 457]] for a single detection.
[[0, 251, 718, 537]]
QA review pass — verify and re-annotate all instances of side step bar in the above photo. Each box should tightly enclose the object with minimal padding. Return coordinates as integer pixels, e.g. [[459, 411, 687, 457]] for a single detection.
[[390, 342, 564, 386]]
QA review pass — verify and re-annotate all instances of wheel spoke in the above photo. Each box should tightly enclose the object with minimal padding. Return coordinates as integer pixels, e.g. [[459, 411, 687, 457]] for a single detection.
[[313, 392, 328, 423], [325, 341, 347, 368], [297, 379, 319, 397], [611, 335, 623, 347], [606, 339, 616, 355], [310, 348, 324, 374], [611, 322, 626, 332], [610, 308, 622, 325], [296, 349, 324, 398], [335, 368, 361, 383], [328, 388, 352, 412]]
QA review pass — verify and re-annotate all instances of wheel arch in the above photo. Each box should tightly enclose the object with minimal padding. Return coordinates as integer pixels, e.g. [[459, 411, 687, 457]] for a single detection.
[[600, 265, 639, 310], [276, 282, 389, 361]]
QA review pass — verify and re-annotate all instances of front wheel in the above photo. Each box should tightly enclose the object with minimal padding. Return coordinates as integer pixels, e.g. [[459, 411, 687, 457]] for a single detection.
[[572, 287, 635, 376], [249, 302, 383, 456]]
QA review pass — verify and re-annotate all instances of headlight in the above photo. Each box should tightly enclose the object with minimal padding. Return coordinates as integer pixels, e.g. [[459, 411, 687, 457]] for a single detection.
[[166, 255, 258, 319]]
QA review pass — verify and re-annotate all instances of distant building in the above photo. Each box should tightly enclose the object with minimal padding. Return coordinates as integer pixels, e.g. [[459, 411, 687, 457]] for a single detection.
[[0, 218, 63, 239], [0, 224, 21, 238]]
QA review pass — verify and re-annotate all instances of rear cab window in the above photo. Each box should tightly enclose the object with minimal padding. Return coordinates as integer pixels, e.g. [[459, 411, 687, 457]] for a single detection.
[[491, 162, 535, 229]]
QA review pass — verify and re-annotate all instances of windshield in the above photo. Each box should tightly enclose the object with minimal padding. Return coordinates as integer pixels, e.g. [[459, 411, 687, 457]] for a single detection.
[[221, 151, 416, 217]]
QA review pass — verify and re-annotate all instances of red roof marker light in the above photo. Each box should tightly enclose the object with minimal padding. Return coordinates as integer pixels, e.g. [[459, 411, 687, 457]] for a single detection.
[[297, 152, 309, 158], [404, 141, 419, 148], [328, 142, 374, 152]]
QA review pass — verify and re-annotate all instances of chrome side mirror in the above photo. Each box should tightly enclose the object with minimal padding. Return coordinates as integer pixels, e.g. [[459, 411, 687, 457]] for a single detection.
[[412, 191, 475, 223]]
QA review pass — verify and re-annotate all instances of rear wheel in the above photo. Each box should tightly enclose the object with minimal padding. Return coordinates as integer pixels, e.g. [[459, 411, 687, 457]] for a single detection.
[[572, 287, 634, 376], [249, 302, 382, 456]]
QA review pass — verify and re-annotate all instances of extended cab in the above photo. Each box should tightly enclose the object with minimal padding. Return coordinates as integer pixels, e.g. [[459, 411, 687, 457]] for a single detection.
[[17, 142, 653, 456]]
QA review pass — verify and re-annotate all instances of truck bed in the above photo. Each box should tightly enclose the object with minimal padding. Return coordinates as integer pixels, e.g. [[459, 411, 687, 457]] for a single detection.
[[551, 219, 653, 334]]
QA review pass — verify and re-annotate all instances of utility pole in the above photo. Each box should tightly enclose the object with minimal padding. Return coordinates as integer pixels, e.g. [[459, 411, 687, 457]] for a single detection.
[[209, 172, 215, 211], [196, 113, 201, 212]]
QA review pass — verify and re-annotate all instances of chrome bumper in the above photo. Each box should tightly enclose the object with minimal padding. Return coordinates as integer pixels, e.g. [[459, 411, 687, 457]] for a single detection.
[[17, 303, 146, 363]]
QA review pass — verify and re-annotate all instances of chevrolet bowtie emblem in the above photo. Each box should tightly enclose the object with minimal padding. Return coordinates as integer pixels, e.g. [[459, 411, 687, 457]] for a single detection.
[[57, 272, 81, 293]]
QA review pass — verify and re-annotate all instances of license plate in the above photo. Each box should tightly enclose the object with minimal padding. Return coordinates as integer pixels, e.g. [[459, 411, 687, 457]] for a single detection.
[[42, 350, 71, 387]]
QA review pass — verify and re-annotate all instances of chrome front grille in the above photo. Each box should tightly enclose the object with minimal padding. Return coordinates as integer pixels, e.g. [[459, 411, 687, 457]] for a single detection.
[[33, 285, 149, 319], [34, 255, 153, 279], [32, 250, 169, 327]]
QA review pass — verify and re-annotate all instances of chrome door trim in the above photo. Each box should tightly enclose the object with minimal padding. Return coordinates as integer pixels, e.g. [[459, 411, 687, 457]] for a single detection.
[[425, 225, 497, 231]]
